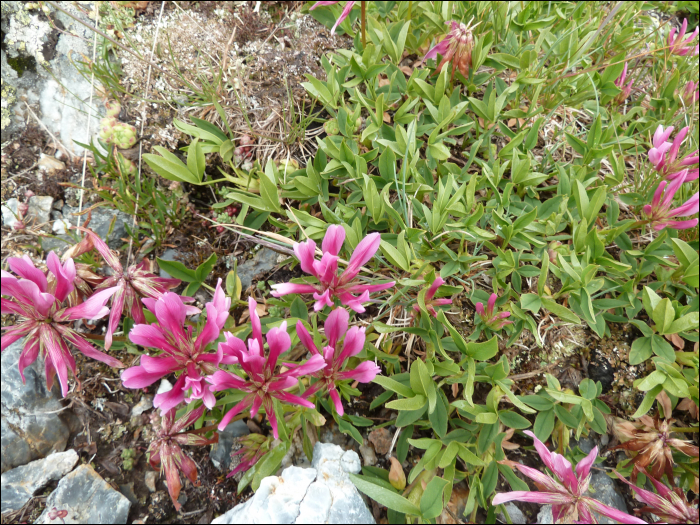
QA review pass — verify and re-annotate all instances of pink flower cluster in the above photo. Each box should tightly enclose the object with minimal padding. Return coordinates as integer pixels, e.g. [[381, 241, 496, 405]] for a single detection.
[[475, 293, 513, 330], [648, 125, 699, 182], [668, 18, 699, 56], [614, 63, 634, 105]]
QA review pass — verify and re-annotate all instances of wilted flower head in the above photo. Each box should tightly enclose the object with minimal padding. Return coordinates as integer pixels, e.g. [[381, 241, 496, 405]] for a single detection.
[[425, 18, 480, 79], [297, 308, 379, 416], [614, 63, 634, 105], [492, 431, 646, 524], [475, 293, 513, 330], [2, 253, 122, 396], [228, 433, 271, 479], [615, 469, 699, 524], [680, 80, 700, 106], [648, 125, 699, 182], [70, 228, 181, 349], [207, 298, 327, 438], [147, 407, 218, 511], [271, 225, 394, 313], [609, 414, 699, 484], [310, 1, 356, 35], [412, 276, 453, 318], [668, 18, 699, 56], [120, 280, 230, 413], [643, 170, 699, 231]]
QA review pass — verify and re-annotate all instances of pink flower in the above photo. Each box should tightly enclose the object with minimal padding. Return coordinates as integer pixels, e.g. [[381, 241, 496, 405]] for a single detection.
[[72, 228, 181, 350], [643, 170, 699, 231], [475, 293, 513, 330], [1, 253, 122, 396], [614, 470, 699, 524], [492, 431, 647, 524], [613, 63, 634, 105], [120, 279, 231, 413], [425, 19, 479, 79], [412, 276, 454, 318], [680, 80, 699, 105], [648, 125, 699, 181], [147, 406, 218, 511], [206, 298, 327, 439], [668, 18, 699, 56], [310, 1, 356, 35], [298, 308, 379, 416], [270, 225, 394, 313]]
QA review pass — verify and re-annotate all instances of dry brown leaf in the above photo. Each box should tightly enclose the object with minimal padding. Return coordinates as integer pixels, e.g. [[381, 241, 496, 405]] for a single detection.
[[477, 118, 496, 130], [239, 302, 267, 323], [383, 112, 392, 124], [664, 333, 685, 350], [451, 383, 459, 398], [399, 65, 413, 76], [377, 75, 391, 88]]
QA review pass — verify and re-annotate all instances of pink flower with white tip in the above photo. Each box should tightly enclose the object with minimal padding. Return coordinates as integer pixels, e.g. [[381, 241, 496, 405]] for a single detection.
[[412, 277, 453, 318], [271, 225, 395, 313], [643, 170, 699, 231], [120, 279, 231, 413], [492, 431, 646, 524], [310, 1, 356, 35], [475, 293, 513, 330], [297, 308, 379, 416], [206, 298, 327, 439], [1, 252, 121, 396], [668, 18, 699, 56], [648, 125, 699, 182]]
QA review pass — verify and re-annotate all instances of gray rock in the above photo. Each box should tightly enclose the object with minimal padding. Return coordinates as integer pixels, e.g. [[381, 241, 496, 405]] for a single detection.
[[497, 503, 526, 525], [36, 464, 131, 524], [211, 420, 250, 470], [212, 443, 374, 524], [61, 205, 130, 249], [144, 470, 158, 493], [574, 435, 597, 454], [236, 248, 279, 289], [1, 198, 20, 228], [536, 471, 629, 525], [130, 396, 153, 417], [1, 340, 71, 473], [27, 195, 53, 225], [1, 449, 79, 513], [359, 440, 377, 467]]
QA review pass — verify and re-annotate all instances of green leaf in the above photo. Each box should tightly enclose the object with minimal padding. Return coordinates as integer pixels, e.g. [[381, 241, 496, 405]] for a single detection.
[[429, 392, 448, 438], [578, 378, 597, 400], [651, 334, 675, 363], [386, 395, 427, 411], [372, 376, 415, 399], [251, 441, 289, 491], [520, 293, 541, 313], [457, 444, 486, 466], [534, 409, 555, 441], [350, 474, 421, 516], [186, 137, 205, 182], [652, 298, 675, 335], [466, 336, 499, 360], [541, 298, 581, 324], [195, 253, 218, 282], [632, 384, 664, 418], [545, 389, 582, 405], [337, 417, 363, 445], [421, 477, 450, 519], [156, 258, 197, 281], [416, 360, 436, 414], [554, 404, 579, 428], [143, 151, 200, 185], [629, 336, 653, 365], [498, 410, 532, 429], [668, 312, 699, 334]]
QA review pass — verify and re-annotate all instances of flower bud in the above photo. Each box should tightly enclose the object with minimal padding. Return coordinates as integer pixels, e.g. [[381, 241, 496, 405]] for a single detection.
[[217, 226, 225, 233], [18, 202, 29, 215], [25, 190, 35, 198], [388, 457, 406, 490]]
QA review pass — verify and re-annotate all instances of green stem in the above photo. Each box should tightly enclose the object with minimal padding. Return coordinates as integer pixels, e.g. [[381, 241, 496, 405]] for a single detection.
[[361, 2, 366, 48], [672, 427, 700, 433]]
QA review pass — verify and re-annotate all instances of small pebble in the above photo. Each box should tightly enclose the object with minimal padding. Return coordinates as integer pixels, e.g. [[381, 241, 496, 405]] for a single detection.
[[145, 470, 158, 492]]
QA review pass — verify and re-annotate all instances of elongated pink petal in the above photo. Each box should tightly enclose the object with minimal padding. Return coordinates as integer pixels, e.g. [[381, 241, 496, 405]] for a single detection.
[[338, 289, 370, 313], [340, 233, 382, 284], [322, 224, 346, 256], [154, 293, 188, 344], [249, 393, 263, 419], [487, 293, 497, 316], [339, 360, 380, 383], [1, 297, 28, 316], [584, 497, 648, 524], [313, 289, 334, 311], [209, 278, 230, 317], [425, 37, 451, 60], [105, 285, 125, 350], [248, 297, 263, 352], [294, 239, 318, 277], [46, 252, 76, 303], [310, 1, 340, 10], [195, 303, 225, 353], [345, 281, 396, 294], [9, 255, 47, 291], [508, 462, 568, 494], [277, 354, 327, 379], [154, 374, 186, 414], [128, 323, 181, 355], [492, 491, 573, 506], [329, 387, 344, 415], [18, 334, 40, 382], [266, 321, 291, 372], [270, 282, 319, 297], [40, 324, 71, 397], [141, 354, 179, 374], [669, 192, 699, 217], [78, 227, 122, 271], [1, 327, 28, 351], [296, 320, 320, 355], [325, 308, 349, 349], [274, 390, 317, 410], [475, 302, 486, 317], [121, 365, 167, 388], [664, 218, 699, 230], [60, 286, 117, 321], [426, 277, 445, 302], [330, 0, 355, 34], [653, 125, 674, 147], [575, 446, 598, 481], [523, 430, 557, 476], [58, 327, 124, 368], [217, 394, 254, 431], [338, 325, 366, 363], [207, 369, 248, 391]]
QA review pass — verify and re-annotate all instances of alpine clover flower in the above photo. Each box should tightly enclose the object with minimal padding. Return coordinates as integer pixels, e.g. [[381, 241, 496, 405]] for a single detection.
[[608, 414, 700, 483], [309, 1, 355, 35], [120, 279, 231, 413], [643, 170, 699, 231], [1, 253, 122, 397], [72, 228, 181, 350], [668, 18, 699, 56], [614, 63, 634, 105], [425, 19, 480, 80], [648, 125, 699, 182], [614, 470, 699, 524], [297, 308, 379, 416], [207, 298, 327, 439], [492, 431, 647, 524], [412, 276, 453, 318], [475, 293, 513, 330], [147, 406, 218, 511], [270, 225, 395, 313]]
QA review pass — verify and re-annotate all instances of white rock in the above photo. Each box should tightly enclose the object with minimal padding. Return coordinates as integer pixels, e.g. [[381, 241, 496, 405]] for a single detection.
[[27, 195, 53, 224], [52, 218, 71, 234], [1, 199, 20, 228], [157, 378, 173, 395], [37, 153, 65, 172], [130, 396, 153, 417]]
